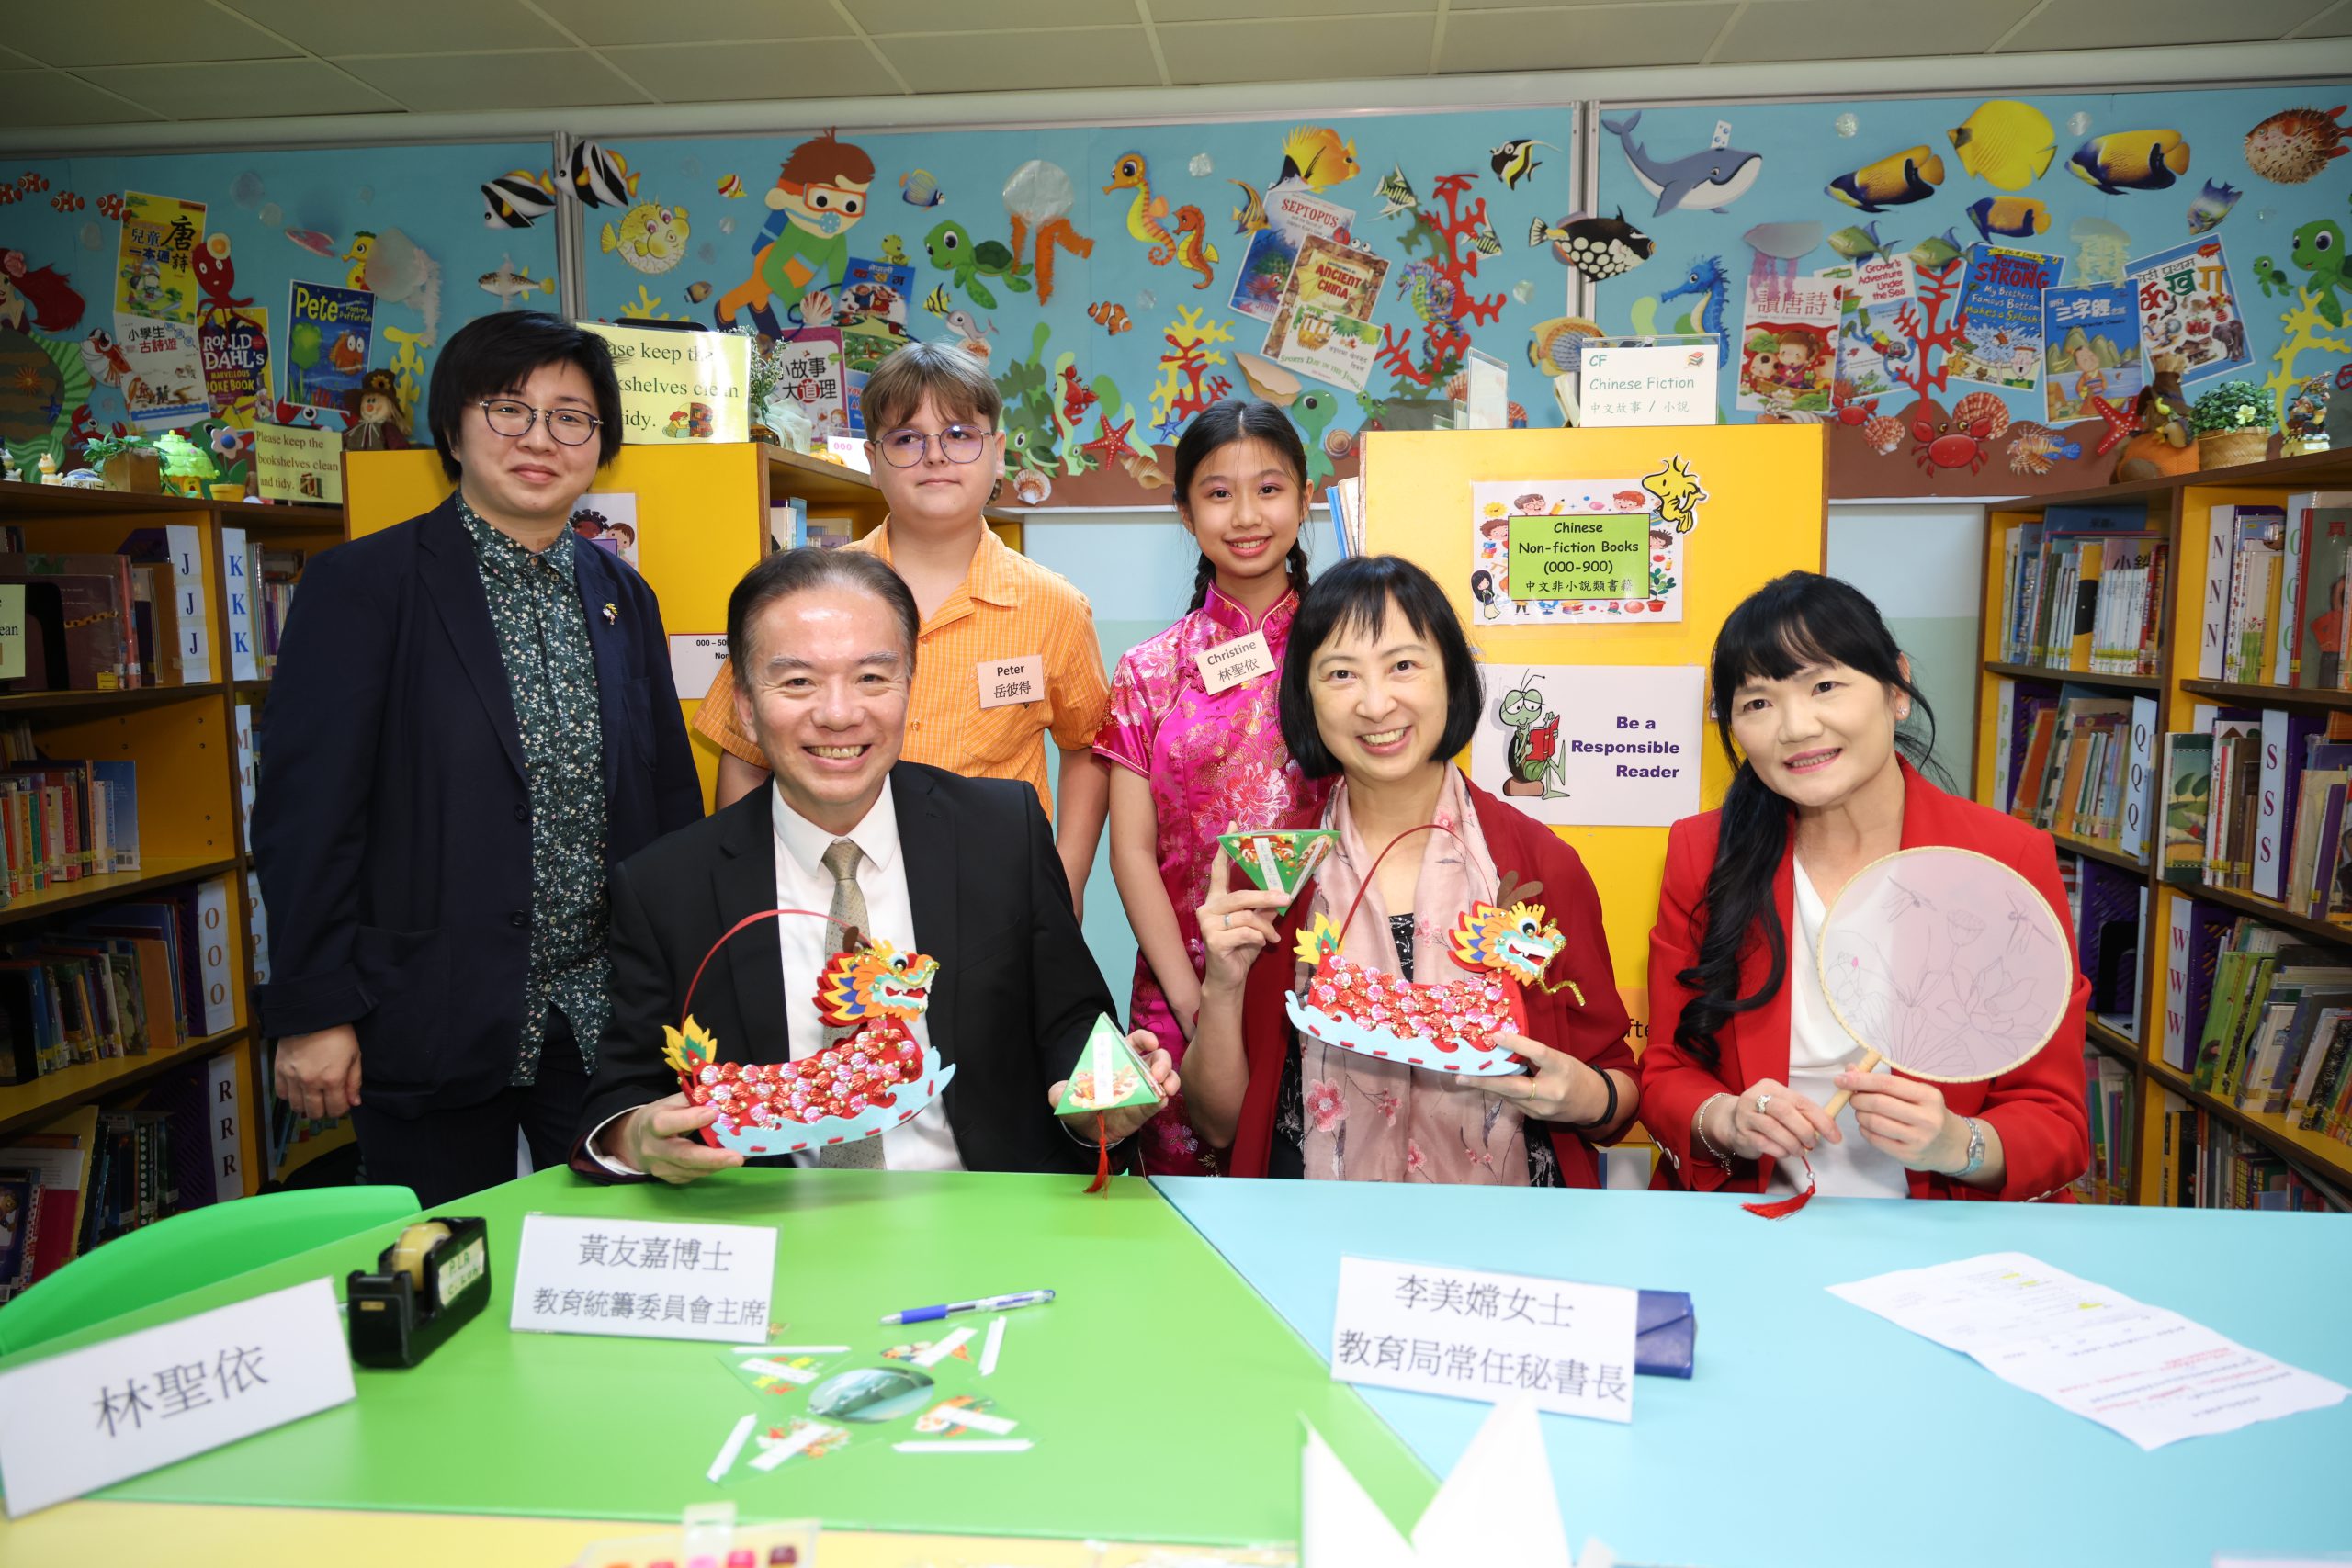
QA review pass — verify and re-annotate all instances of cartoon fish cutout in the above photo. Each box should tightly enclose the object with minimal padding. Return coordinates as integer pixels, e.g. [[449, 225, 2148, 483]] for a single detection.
[[1279, 125, 1360, 191], [940, 309, 992, 341], [1087, 300, 1133, 334], [1947, 100, 2056, 191], [717, 173, 745, 198], [479, 257, 554, 304], [1826, 221, 1893, 261], [1599, 109, 1764, 217], [899, 169, 944, 207], [481, 169, 555, 229], [2186, 178, 2243, 234], [684, 280, 713, 304], [599, 200, 690, 275], [922, 284, 953, 316], [1229, 179, 1267, 234], [326, 330, 367, 374], [2244, 105, 2351, 185], [567, 140, 639, 209], [1965, 195, 2051, 241], [2068, 130, 2190, 194], [284, 227, 340, 257], [1470, 218, 1504, 256], [1527, 315, 1600, 377], [1907, 229, 1966, 270], [1530, 209, 1655, 282], [1828, 145, 1946, 212], [1489, 138, 1557, 190], [1375, 164, 1418, 219]]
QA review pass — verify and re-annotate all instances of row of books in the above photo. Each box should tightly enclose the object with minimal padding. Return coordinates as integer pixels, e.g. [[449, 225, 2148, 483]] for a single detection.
[[0, 1059, 227, 1301], [1994, 681, 2155, 861], [2075, 1048, 2136, 1205], [2159, 902, 2352, 1143], [2061, 855, 2147, 1032], [1993, 512, 2167, 675], [0, 751, 139, 898], [2157, 709, 2352, 915], [2198, 492, 2352, 689], [234, 536, 302, 681], [2153, 1099, 2346, 1212], [0, 876, 237, 1085]]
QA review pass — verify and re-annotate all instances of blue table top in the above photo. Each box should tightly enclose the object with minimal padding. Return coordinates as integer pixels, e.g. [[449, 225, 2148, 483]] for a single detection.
[[1153, 1179, 2352, 1568]]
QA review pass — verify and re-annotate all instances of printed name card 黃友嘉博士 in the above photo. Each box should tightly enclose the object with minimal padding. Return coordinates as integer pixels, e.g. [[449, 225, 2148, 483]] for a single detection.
[[509, 1213, 779, 1345]]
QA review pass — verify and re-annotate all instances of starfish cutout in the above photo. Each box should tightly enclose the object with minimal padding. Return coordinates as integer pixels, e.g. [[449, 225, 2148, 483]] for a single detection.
[[2085, 396, 2136, 457], [1079, 412, 1141, 464]]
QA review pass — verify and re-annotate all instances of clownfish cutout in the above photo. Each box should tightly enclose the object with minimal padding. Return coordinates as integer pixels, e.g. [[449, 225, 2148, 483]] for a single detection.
[[1283, 899, 1576, 1077], [664, 936, 955, 1157]]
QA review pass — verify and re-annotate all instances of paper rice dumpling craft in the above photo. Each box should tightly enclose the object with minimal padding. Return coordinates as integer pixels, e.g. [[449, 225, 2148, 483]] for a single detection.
[[1055, 1015, 1164, 1114], [1218, 828, 1338, 899], [1284, 899, 1568, 1077], [664, 937, 955, 1157]]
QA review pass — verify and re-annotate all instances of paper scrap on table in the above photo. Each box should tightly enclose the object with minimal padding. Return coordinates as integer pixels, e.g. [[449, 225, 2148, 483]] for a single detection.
[[706, 1413, 755, 1483], [1828, 1252, 2348, 1451], [910, 1325, 976, 1368], [1303, 1394, 1572, 1568], [893, 1438, 1033, 1453], [979, 1314, 1006, 1376]]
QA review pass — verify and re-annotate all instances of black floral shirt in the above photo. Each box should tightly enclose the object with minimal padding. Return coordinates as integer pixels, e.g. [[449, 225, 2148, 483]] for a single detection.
[[459, 496, 611, 1083]]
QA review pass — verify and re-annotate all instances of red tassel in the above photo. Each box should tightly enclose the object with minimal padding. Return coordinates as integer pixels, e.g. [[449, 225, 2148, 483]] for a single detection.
[[1741, 1153, 1818, 1219], [1085, 1111, 1111, 1194]]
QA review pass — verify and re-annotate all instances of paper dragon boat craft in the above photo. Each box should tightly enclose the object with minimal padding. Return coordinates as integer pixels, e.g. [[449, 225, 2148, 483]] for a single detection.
[[664, 937, 955, 1158], [1283, 898, 1572, 1077]]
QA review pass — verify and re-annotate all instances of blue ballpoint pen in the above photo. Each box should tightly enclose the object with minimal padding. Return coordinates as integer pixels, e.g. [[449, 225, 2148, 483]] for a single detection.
[[879, 1290, 1055, 1325]]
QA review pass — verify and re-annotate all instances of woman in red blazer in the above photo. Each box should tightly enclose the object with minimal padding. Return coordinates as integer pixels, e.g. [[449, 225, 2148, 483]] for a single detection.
[[1187, 555, 1637, 1183], [1641, 572, 2088, 1203]]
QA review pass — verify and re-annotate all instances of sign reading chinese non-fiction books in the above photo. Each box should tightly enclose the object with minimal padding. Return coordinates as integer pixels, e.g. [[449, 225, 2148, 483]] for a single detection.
[[510, 1213, 777, 1344]]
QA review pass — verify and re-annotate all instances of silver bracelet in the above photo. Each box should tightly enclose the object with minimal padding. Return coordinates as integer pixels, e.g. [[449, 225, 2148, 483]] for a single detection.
[[1692, 1091, 1736, 1172], [1955, 1116, 1986, 1179]]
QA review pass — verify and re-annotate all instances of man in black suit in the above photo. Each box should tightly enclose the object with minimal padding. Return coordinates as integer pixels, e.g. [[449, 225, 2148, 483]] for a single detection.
[[575, 548, 1172, 1181], [254, 312, 702, 1207]]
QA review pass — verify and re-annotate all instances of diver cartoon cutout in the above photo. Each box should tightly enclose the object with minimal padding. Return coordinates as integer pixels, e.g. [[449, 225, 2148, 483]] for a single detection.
[[717, 130, 876, 334]]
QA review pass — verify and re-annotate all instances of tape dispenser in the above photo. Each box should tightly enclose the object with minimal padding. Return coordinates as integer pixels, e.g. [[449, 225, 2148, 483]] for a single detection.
[[347, 1216, 490, 1368]]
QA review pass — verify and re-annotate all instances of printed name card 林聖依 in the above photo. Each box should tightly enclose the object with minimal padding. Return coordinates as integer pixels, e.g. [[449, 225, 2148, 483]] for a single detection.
[[1329, 1255, 1638, 1423], [509, 1213, 778, 1345]]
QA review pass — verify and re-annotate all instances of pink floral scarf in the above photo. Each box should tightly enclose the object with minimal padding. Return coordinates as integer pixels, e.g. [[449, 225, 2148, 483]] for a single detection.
[[1297, 768, 1530, 1184]]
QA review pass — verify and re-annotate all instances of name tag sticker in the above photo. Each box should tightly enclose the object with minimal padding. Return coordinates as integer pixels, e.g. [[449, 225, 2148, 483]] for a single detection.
[[977, 653, 1043, 709], [1195, 629, 1276, 694]]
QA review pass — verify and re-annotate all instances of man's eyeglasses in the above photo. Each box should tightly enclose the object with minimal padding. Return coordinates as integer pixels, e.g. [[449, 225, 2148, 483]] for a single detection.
[[479, 400, 602, 446], [873, 424, 990, 468]]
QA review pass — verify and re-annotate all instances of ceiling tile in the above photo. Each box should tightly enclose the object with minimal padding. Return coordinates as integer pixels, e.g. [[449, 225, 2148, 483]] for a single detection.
[[1159, 16, 1435, 83], [73, 59, 403, 119], [220, 0, 571, 54], [0, 45, 37, 68], [1438, 5, 1740, 72], [2292, 1, 2352, 31], [0, 68, 161, 126], [536, 0, 844, 47], [1712, 0, 2036, 62], [1149, 0, 1433, 19], [12, 0, 300, 66], [601, 39, 900, 101], [2004, 0, 2335, 48], [875, 27, 1159, 93], [845, 0, 1115, 32], [333, 49, 653, 111]]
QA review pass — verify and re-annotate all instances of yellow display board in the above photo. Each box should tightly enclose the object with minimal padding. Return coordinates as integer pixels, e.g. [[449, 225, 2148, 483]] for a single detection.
[[1359, 425, 1827, 1047]]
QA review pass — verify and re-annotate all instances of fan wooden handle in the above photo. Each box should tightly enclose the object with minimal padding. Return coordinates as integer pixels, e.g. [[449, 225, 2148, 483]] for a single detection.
[[1817, 1047, 1883, 1119]]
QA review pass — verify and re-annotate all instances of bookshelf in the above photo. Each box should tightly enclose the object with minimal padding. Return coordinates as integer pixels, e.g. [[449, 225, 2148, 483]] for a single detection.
[[345, 444, 1024, 809], [0, 480, 345, 1253], [1976, 447, 2352, 1211]]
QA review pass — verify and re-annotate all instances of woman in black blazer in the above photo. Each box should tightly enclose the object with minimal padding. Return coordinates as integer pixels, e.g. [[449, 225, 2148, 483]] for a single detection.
[[252, 312, 702, 1206]]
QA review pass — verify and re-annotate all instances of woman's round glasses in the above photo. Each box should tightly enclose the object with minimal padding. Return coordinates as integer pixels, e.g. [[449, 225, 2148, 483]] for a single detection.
[[874, 424, 989, 468], [479, 400, 602, 446]]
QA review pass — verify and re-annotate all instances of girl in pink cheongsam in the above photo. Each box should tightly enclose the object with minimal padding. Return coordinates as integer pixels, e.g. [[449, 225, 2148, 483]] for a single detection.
[[1096, 400, 1329, 1175]]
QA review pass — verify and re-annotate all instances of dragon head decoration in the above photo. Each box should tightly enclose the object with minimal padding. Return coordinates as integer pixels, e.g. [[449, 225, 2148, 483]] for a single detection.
[[816, 940, 939, 1028], [1449, 900, 1566, 987]]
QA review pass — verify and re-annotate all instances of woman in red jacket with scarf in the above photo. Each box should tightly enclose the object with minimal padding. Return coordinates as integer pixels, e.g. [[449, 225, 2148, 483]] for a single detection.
[[1186, 555, 1637, 1183], [1641, 572, 2087, 1203]]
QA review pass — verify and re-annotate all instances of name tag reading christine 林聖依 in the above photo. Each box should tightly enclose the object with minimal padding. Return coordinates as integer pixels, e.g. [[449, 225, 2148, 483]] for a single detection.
[[977, 654, 1043, 710], [1194, 630, 1274, 695], [0, 1277, 356, 1517]]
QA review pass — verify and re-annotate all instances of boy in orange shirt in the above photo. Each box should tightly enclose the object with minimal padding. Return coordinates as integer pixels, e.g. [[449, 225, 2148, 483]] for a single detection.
[[699, 342, 1110, 907]]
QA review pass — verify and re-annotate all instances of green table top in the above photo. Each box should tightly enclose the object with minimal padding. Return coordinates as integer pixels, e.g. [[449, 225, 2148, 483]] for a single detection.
[[3, 1169, 1435, 1543]]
